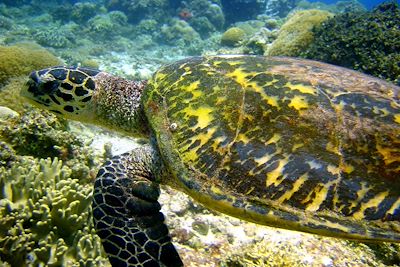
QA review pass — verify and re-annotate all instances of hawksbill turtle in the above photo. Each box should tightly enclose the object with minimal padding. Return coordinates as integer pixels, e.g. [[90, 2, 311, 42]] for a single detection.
[[22, 55, 400, 267]]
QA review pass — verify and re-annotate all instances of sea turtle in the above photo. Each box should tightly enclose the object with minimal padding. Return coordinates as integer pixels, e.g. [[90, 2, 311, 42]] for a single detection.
[[22, 55, 400, 267]]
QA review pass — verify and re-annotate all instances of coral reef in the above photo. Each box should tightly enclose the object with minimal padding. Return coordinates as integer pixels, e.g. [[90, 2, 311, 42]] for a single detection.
[[159, 18, 201, 46], [0, 109, 101, 180], [0, 106, 108, 266], [183, 0, 225, 33], [334, 0, 367, 13], [87, 11, 128, 39], [0, 43, 61, 86], [0, 77, 26, 113], [33, 25, 76, 48], [303, 2, 400, 85], [0, 155, 109, 266], [71, 2, 103, 24], [296, 0, 366, 13], [221, 27, 246, 46], [106, 0, 224, 39], [0, 15, 14, 31], [243, 27, 279, 55], [267, 9, 333, 56], [106, 0, 169, 24]]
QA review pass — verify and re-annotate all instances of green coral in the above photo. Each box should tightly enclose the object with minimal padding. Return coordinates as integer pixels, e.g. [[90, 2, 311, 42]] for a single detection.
[[243, 28, 279, 55], [267, 9, 333, 56], [0, 104, 108, 266], [185, 0, 225, 32], [190, 16, 216, 38], [221, 27, 246, 47], [0, 78, 26, 113], [71, 2, 102, 23], [0, 15, 14, 30], [223, 236, 395, 266], [159, 18, 201, 46], [87, 11, 128, 39], [0, 156, 109, 266], [106, 0, 168, 23], [0, 109, 100, 180], [33, 24, 77, 48], [0, 43, 61, 86], [136, 19, 159, 34], [303, 2, 400, 85]]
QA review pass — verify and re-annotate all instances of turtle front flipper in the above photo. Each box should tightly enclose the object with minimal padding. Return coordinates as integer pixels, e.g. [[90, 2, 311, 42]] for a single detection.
[[92, 145, 183, 267]]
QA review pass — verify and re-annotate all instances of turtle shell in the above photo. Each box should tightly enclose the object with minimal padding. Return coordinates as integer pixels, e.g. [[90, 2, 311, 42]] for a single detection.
[[142, 55, 400, 242]]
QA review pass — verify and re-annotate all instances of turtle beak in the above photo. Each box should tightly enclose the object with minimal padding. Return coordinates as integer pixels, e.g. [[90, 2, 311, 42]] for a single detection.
[[22, 70, 58, 99]]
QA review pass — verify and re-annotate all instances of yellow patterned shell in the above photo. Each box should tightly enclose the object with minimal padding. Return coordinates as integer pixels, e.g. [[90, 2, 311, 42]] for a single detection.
[[143, 55, 400, 242]]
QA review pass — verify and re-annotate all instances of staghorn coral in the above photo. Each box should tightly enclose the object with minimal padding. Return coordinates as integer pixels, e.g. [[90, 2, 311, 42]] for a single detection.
[[303, 2, 400, 85], [267, 9, 333, 56], [0, 43, 61, 86], [33, 24, 77, 48]]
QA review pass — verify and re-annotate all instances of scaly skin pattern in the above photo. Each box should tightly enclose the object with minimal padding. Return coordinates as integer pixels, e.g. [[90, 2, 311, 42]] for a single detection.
[[24, 66, 148, 136], [143, 56, 400, 242], [92, 144, 183, 266]]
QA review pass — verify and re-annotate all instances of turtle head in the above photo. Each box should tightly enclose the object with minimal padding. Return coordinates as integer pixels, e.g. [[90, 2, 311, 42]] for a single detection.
[[23, 66, 100, 120], [23, 66, 149, 136]]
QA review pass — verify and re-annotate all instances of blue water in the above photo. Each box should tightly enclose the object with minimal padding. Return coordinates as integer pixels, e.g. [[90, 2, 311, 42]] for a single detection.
[[308, 0, 400, 9]]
